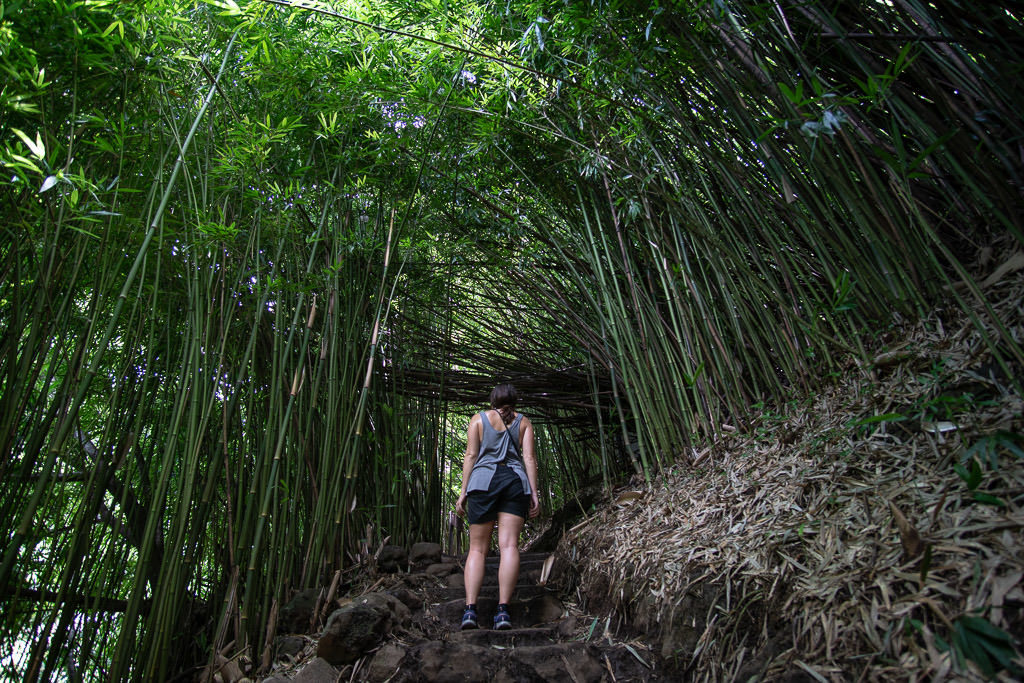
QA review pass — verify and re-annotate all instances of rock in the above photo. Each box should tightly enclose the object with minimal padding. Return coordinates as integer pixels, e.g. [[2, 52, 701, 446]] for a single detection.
[[365, 642, 407, 682], [556, 614, 577, 639], [274, 635, 305, 659], [526, 592, 565, 624], [317, 592, 411, 665], [409, 542, 442, 567], [386, 587, 423, 611], [403, 572, 438, 588], [384, 639, 607, 682], [377, 545, 407, 573], [413, 641, 492, 682], [511, 642, 605, 682], [526, 484, 605, 551], [425, 561, 458, 577], [200, 653, 243, 683], [291, 656, 340, 683], [278, 588, 319, 634]]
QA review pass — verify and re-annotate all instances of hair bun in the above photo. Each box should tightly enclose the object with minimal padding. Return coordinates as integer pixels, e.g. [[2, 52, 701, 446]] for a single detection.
[[496, 405, 514, 426], [489, 384, 518, 425]]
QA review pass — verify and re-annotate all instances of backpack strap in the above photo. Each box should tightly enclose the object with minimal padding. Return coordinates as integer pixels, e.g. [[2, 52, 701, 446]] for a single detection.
[[503, 414, 522, 459], [486, 410, 522, 459]]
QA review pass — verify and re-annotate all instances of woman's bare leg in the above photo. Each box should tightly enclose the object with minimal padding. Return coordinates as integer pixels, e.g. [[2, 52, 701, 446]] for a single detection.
[[496, 512, 525, 605], [464, 521, 495, 605]]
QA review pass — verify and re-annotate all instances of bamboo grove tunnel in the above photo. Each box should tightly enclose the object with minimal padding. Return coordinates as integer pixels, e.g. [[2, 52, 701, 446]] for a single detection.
[[2, 1, 1023, 680], [350, 250, 649, 555]]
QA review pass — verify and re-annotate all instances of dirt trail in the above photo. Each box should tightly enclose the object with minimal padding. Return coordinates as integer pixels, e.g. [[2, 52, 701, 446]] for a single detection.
[[266, 550, 659, 682]]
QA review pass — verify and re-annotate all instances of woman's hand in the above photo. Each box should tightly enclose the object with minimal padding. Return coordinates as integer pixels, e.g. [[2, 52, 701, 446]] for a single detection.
[[456, 493, 468, 518], [529, 491, 540, 519]]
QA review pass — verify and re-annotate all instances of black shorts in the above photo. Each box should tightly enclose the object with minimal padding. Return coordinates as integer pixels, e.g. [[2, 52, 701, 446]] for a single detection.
[[467, 463, 530, 525]]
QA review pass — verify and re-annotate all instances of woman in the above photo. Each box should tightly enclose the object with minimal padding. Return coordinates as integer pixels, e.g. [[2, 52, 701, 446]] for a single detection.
[[455, 384, 540, 630]]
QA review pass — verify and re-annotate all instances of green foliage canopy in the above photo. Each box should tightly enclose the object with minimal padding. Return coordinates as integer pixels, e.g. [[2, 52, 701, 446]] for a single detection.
[[1, 0, 1021, 679]]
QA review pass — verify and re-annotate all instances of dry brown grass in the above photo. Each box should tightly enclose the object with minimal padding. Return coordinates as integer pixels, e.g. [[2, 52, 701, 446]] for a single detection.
[[562, 274, 1024, 681]]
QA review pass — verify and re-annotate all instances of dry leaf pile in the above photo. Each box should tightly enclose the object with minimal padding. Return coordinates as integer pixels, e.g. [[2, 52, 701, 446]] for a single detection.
[[563, 276, 1024, 681]]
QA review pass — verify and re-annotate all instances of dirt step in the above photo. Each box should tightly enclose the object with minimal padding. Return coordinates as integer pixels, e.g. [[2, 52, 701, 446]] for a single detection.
[[429, 593, 563, 627], [447, 551, 550, 563], [444, 568, 542, 588], [436, 583, 553, 602], [482, 553, 551, 569]]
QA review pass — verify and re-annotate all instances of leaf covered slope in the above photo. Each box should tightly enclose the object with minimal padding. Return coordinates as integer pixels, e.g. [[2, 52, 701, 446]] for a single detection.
[[563, 272, 1024, 681]]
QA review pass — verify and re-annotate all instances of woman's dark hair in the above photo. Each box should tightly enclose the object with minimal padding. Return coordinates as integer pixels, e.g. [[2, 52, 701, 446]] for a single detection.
[[490, 384, 517, 426]]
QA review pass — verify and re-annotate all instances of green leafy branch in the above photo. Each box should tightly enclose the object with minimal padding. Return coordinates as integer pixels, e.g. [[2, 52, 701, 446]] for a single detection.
[[936, 614, 1022, 679], [954, 432, 1023, 508]]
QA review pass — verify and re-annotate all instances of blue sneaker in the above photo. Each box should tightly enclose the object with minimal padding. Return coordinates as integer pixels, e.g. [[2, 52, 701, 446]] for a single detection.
[[493, 606, 512, 630], [461, 605, 478, 630]]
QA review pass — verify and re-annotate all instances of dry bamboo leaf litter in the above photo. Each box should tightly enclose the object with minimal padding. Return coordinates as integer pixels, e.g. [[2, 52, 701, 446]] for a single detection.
[[562, 276, 1024, 681]]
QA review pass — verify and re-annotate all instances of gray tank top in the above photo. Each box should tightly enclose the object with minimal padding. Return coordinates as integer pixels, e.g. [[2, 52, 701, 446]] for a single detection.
[[466, 412, 532, 495]]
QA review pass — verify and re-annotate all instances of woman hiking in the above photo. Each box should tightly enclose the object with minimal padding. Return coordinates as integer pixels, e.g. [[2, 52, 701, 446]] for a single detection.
[[455, 384, 540, 630]]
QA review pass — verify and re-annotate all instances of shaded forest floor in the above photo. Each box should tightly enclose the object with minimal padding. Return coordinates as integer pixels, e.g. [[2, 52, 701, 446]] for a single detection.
[[253, 270, 1023, 682]]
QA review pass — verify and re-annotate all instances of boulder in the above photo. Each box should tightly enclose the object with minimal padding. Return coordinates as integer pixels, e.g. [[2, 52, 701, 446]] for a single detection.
[[409, 542, 442, 567], [509, 642, 605, 682], [385, 587, 423, 611], [377, 545, 407, 573], [274, 634, 306, 659], [425, 561, 458, 577], [365, 642, 407, 682], [317, 592, 411, 665], [278, 588, 319, 634], [412, 641, 492, 682], [200, 653, 244, 682], [291, 656, 341, 683]]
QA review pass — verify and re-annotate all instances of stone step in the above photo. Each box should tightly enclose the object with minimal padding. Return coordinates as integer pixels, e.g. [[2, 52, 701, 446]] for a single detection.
[[430, 593, 563, 628], [449, 623, 568, 648], [503, 641, 608, 682], [364, 638, 609, 682]]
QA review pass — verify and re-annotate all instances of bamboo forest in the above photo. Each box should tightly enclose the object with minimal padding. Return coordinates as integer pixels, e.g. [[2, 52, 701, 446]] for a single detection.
[[2, 0, 1022, 680]]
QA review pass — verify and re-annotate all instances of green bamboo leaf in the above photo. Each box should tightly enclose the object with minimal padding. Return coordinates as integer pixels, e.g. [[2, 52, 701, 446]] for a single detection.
[[102, 20, 124, 38], [953, 459, 982, 490], [954, 621, 995, 677], [11, 127, 45, 159], [919, 543, 932, 584], [970, 492, 1006, 507], [851, 413, 906, 426], [204, 0, 242, 15], [961, 616, 1013, 643]]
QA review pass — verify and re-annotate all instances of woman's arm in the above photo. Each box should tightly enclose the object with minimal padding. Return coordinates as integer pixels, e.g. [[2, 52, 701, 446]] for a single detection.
[[521, 417, 540, 518], [455, 414, 482, 517]]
